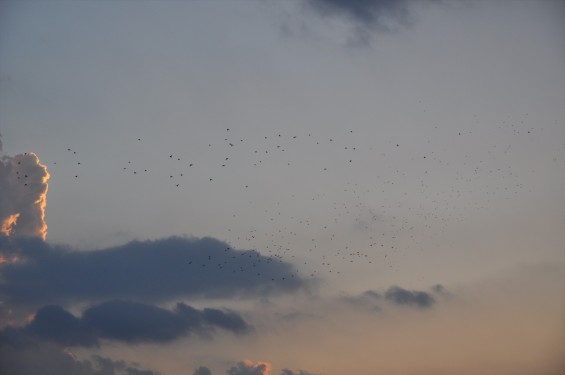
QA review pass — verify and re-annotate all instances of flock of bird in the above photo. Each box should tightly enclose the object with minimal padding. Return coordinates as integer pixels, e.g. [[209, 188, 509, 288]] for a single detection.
[[47, 110, 546, 282]]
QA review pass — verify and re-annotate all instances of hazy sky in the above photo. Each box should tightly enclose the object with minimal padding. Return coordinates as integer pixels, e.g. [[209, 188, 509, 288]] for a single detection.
[[1, 1, 564, 375]]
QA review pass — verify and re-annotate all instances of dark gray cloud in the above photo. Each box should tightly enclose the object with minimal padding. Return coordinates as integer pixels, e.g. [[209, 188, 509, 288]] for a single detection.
[[227, 360, 272, 375], [280, 369, 314, 375], [306, 0, 440, 44], [0, 152, 49, 239], [13, 300, 251, 347], [385, 286, 435, 308], [193, 367, 213, 375], [0, 235, 307, 310], [0, 299, 248, 374], [200, 307, 249, 334], [0, 340, 160, 375], [191, 363, 314, 375], [26, 305, 97, 347], [87, 356, 160, 375], [309, 0, 413, 29]]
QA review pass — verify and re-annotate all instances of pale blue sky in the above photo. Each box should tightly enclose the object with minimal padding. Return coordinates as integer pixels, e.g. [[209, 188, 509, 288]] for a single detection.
[[1, 0, 563, 287]]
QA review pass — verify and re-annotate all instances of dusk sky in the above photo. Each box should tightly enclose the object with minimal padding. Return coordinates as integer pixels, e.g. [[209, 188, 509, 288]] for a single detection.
[[1, 1, 564, 374]]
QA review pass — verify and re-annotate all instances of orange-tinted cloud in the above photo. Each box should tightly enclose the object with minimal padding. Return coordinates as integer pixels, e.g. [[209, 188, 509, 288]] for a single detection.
[[0, 253, 19, 265], [0, 152, 50, 239], [1, 213, 20, 236]]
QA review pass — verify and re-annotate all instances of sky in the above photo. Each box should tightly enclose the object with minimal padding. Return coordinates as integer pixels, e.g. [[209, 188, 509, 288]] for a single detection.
[[0, 0, 564, 374]]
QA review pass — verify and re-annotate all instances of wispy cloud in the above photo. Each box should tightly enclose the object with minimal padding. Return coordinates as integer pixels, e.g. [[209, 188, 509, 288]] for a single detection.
[[384, 286, 435, 308], [341, 285, 439, 311]]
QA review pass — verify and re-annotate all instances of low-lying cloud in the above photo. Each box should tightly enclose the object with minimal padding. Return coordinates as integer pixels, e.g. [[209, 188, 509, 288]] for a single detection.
[[0, 235, 307, 310], [193, 367, 213, 375], [3, 300, 250, 347], [280, 370, 314, 375], [0, 342, 161, 375], [227, 360, 272, 375], [342, 286, 438, 311], [191, 361, 313, 375], [384, 286, 435, 308]]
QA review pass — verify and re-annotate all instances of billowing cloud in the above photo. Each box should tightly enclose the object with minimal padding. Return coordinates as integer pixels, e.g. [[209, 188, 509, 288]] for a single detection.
[[0, 235, 307, 310], [0, 152, 49, 240], [384, 286, 435, 308], [10, 300, 250, 347], [227, 360, 272, 375]]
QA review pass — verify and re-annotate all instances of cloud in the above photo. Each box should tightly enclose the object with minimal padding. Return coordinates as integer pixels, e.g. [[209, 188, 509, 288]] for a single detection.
[[430, 283, 452, 299], [227, 360, 273, 375], [342, 286, 437, 311], [0, 340, 160, 375], [308, 0, 410, 28], [341, 289, 382, 312], [25, 305, 97, 347], [84, 356, 161, 375], [384, 286, 435, 308], [308, 0, 435, 30], [193, 367, 213, 375], [280, 370, 314, 375], [191, 363, 313, 375], [304, 0, 441, 45], [350, 290, 382, 304], [0, 235, 307, 310], [0, 153, 50, 240], [9, 300, 251, 347], [199, 307, 250, 334]]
